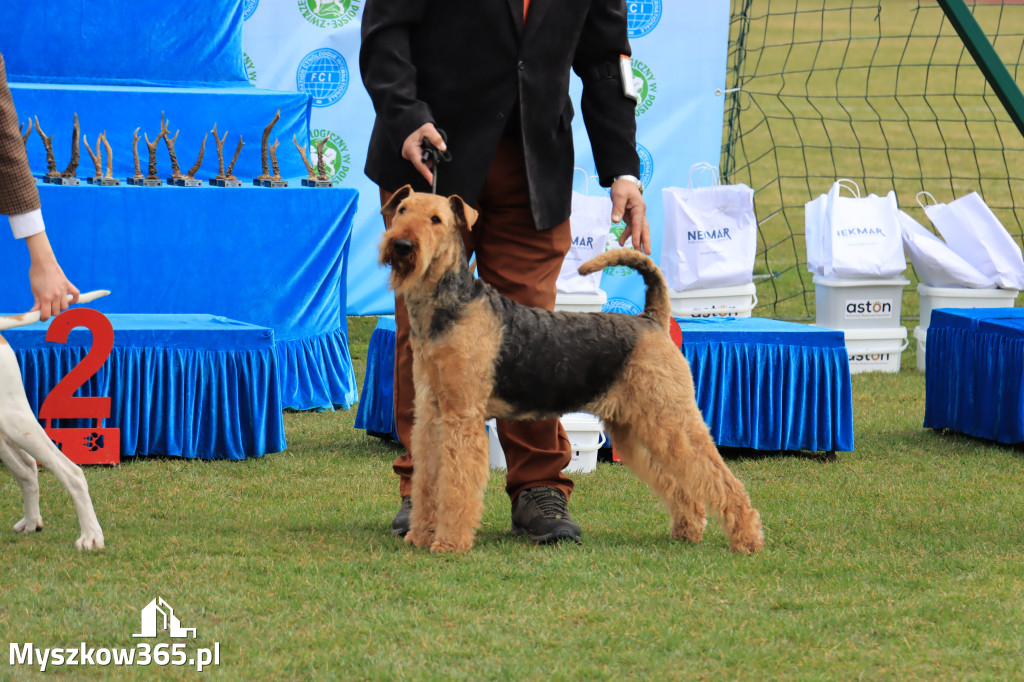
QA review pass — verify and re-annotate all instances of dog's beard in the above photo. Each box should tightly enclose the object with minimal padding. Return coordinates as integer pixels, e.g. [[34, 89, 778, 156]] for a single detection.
[[382, 245, 417, 288]]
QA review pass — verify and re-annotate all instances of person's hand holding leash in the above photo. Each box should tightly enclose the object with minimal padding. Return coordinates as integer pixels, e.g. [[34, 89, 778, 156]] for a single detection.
[[402, 122, 447, 185], [611, 177, 651, 255]]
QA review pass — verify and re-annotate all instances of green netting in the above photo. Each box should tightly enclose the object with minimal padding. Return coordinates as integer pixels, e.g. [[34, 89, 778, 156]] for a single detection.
[[723, 0, 1024, 320]]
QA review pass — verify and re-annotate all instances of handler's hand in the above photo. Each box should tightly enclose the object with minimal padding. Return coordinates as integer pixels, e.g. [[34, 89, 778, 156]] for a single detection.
[[402, 123, 446, 185], [25, 232, 79, 322], [611, 178, 651, 255]]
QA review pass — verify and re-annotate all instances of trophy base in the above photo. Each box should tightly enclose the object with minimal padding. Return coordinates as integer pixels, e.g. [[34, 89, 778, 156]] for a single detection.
[[142, 178, 163, 187], [259, 179, 289, 188], [88, 177, 120, 186], [302, 178, 334, 188], [172, 177, 203, 187], [252, 177, 267, 186], [126, 177, 146, 186], [211, 178, 243, 188], [48, 176, 81, 186]]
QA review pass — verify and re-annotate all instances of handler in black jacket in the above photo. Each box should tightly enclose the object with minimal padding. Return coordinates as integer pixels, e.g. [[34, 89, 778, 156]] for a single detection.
[[361, 0, 650, 543]]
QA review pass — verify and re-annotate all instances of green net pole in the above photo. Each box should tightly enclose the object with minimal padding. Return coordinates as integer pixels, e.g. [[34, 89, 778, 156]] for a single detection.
[[936, 0, 1024, 141]]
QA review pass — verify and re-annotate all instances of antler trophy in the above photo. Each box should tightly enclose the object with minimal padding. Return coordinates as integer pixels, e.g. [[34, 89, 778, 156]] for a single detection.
[[127, 127, 145, 185], [142, 116, 169, 186], [172, 131, 207, 187], [36, 114, 81, 185], [161, 113, 183, 184], [254, 108, 287, 187], [84, 132, 120, 186], [296, 135, 333, 188], [210, 123, 242, 187]]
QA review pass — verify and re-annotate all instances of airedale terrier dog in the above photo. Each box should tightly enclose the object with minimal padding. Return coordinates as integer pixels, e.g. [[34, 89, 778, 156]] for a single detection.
[[378, 185, 764, 555]]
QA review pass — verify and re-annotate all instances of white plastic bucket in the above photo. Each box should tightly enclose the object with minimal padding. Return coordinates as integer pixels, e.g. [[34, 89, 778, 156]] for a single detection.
[[560, 412, 606, 474], [554, 290, 607, 313], [813, 275, 910, 329], [669, 282, 757, 319], [917, 283, 1018, 330], [914, 326, 927, 372], [487, 414, 606, 473], [843, 326, 909, 373]]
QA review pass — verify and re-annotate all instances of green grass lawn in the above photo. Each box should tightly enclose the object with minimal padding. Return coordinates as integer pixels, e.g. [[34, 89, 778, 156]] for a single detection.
[[3, 316, 1024, 680]]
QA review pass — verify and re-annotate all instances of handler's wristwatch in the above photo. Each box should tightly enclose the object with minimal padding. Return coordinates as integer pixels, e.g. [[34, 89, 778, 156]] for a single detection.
[[613, 174, 644, 195]]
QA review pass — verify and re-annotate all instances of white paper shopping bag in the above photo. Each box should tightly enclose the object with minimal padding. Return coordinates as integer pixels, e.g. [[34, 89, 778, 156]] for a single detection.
[[821, 180, 906, 278], [660, 164, 757, 291], [897, 209, 993, 288], [921, 191, 1024, 290], [557, 190, 612, 295]]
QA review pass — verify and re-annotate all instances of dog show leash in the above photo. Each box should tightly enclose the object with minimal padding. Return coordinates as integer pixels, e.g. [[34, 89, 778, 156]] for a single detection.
[[420, 128, 452, 194]]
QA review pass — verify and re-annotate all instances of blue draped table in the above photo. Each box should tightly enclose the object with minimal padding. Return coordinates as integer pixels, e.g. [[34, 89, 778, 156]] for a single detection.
[[0, 183, 359, 411], [3, 314, 286, 459], [924, 308, 1024, 444], [356, 315, 855, 453]]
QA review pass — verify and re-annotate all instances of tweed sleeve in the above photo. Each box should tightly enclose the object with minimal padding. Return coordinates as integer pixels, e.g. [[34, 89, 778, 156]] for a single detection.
[[0, 53, 41, 217]]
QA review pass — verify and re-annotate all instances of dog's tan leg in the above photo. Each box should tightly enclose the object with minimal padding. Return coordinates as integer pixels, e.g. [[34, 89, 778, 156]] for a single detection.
[[429, 409, 490, 554], [0, 434, 43, 534], [606, 340, 763, 554], [406, 388, 442, 549], [606, 424, 707, 544]]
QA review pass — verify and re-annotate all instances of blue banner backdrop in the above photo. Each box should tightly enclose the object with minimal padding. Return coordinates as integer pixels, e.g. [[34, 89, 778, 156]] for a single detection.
[[242, 0, 729, 316]]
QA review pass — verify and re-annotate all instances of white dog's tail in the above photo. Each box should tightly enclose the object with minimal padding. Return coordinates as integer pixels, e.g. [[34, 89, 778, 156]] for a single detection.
[[0, 290, 111, 331], [577, 250, 671, 332]]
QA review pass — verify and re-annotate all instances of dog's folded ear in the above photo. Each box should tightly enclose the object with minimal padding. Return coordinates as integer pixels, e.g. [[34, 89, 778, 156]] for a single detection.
[[448, 195, 479, 231], [382, 185, 414, 217]]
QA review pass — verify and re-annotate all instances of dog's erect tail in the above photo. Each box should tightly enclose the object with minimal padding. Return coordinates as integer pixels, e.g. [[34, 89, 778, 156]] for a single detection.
[[0, 290, 111, 331], [578, 250, 672, 331]]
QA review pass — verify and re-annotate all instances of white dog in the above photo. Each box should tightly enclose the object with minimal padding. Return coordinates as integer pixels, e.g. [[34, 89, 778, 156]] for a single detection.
[[0, 290, 109, 550]]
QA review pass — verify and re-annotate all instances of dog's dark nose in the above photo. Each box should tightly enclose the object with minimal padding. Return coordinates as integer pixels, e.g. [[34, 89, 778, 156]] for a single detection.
[[393, 239, 414, 257]]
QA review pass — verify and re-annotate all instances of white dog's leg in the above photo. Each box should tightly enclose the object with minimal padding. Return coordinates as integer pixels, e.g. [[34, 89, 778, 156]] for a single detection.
[[0, 342, 104, 550], [0, 434, 43, 534]]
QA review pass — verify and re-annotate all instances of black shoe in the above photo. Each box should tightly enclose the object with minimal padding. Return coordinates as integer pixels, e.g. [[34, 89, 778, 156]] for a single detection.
[[510, 487, 582, 544], [391, 496, 412, 537]]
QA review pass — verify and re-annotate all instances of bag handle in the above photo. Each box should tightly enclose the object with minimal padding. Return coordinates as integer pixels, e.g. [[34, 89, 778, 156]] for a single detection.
[[835, 178, 861, 198], [916, 191, 938, 211], [688, 162, 720, 189], [573, 167, 593, 196]]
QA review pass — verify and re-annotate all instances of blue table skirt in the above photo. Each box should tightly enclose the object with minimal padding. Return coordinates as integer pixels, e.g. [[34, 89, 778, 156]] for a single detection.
[[356, 315, 855, 453], [0, 183, 359, 411], [4, 314, 286, 460], [924, 308, 1024, 444]]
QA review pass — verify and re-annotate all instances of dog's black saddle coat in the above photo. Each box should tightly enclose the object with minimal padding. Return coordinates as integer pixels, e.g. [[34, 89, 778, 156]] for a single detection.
[[489, 296, 646, 415]]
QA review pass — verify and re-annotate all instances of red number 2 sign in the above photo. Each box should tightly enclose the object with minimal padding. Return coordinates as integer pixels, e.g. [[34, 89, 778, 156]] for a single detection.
[[39, 308, 120, 465]]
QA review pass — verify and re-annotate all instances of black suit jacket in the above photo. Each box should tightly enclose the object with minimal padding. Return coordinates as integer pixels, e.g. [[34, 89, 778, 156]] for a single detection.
[[360, 0, 639, 231]]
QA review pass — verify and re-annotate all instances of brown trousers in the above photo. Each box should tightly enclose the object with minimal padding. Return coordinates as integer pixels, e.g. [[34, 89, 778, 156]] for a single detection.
[[383, 134, 574, 502]]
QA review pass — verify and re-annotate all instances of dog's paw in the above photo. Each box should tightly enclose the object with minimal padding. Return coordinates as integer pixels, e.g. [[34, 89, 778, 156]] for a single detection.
[[75, 531, 105, 551], [429, 536, 473, 554], [405, 529, 433, 548], [13, 516, 43, 534]]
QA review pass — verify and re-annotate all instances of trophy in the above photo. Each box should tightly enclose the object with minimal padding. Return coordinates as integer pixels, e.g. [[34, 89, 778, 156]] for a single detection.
[[127, 127, 145, 185], [84, 132, 120, 186], [142, 118, 168, 186], [160, 113, 184, 185], [20, 119, 31, 148], [36, 114, 81, 185], [254, 108, 286, 187], [296, 135, 333, 188], [33, 117, 60, 182], [209, 123, 243, 187], [173, 132, 206, 187]]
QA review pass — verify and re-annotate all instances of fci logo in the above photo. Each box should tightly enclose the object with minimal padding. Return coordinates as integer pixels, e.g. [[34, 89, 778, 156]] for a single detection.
[[296, 49, 349, 108]]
